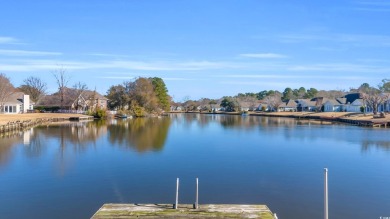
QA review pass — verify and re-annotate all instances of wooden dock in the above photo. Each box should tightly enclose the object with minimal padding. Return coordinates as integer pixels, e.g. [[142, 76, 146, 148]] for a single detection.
[[0, 115, 94, 134], [91, 204, 276, 219]]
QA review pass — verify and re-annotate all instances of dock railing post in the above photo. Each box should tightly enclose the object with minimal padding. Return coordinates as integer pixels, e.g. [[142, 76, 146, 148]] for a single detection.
[[174, 178, 179, 209], [324, 168, 328, 219], [194, 178, 199, 209]]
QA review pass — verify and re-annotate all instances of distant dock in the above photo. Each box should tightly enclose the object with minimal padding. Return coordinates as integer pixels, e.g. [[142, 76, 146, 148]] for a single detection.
[[91, 204, 276, 219]]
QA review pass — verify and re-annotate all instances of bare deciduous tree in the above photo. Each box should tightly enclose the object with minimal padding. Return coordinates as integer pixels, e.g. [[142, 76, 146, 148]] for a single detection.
[[0, 73, 15, 113], [362, 91, 389, 115], [265, 92, 282, 112], [18, 76, 47, 103], [53, 67, 70, 109], [72, 82, 88, 110], [359, 82, 390, 115]]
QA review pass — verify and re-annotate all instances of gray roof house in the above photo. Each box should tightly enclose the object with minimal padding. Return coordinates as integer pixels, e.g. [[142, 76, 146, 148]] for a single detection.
[[39, 88, 108, 111], [1, 92, 32, 114], [296, 99, 317, 112], [323, 98, 345, 112], [279, 99, 298, 112]]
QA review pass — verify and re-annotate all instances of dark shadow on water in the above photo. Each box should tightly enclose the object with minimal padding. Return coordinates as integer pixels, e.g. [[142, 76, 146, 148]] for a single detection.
[[108, 117, 171, 152]]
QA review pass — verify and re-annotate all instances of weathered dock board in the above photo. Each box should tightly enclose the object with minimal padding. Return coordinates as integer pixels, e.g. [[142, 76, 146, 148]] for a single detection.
[[91, 204, 275, 219]]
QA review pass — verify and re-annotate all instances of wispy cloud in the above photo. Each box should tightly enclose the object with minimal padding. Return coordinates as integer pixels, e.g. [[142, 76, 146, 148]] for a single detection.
[[277, 34, 327, 43], [216, 74, 296, 79], [354, 7, 390, 11], [287, 63, 390, 73], [162, 77, 193, 81], [87, 53, 132, 58], [311, 46, 346, 52], [217, 74, 368, 80], [0, 49, 62, 56], [277, 33, 390, 46], [98, 76, 137, 80], [0, 58, 241, 72], [358, 1, 390, 6], [108, 60, 237, 71], [0, 36, 19, 44], [354, 1, 390, 11], [240, 53, 287, 59]]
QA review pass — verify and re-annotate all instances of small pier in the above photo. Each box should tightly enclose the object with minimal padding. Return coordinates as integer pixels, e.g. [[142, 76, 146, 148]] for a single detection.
[[69, 116, 93, 121], [91, 204, 275, 219], [0, 115, 94, 134]]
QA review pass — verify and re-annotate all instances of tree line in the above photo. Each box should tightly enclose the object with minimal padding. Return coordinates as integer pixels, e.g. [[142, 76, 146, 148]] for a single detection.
[[0, 71, 170, 117], [173, 80, 390, 114], [106, 77, 170, 116], [1, 70, 389, 115]]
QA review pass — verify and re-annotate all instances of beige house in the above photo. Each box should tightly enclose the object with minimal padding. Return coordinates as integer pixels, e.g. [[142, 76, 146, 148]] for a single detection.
[[39, 88, 108, 111]]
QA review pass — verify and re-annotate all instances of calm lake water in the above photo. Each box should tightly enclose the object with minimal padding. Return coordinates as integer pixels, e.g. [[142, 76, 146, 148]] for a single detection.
[[0, 114, 389, 219]]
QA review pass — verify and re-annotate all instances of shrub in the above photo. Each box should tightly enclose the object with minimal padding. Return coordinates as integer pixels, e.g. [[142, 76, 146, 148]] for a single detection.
[[131, 105, 146, 117], [88, 109, 107, 118]]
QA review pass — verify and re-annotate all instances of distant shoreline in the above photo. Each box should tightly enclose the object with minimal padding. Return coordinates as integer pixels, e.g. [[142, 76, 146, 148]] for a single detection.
[[170, 111, 390, 128], [1, 111, 388, 132]]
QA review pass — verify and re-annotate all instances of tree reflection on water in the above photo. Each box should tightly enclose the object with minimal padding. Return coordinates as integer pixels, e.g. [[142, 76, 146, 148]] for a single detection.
[[1, 114, 389, 170], [0, 133, 21, 169], [108, 117, 171, 152]]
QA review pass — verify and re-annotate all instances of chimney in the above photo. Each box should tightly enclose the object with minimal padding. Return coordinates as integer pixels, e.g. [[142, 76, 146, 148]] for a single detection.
[[23, 95, 30, 113]]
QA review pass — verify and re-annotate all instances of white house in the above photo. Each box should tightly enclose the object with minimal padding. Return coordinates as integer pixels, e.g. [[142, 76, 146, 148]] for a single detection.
[[257, 103, 270, 111], [296, 99, 317, 111], [2, 92, 33, 114], [279, 99, 297, 112], [382, 98, 390, 112], [324, 98, 346, 112], [344, 99, 365, 112]]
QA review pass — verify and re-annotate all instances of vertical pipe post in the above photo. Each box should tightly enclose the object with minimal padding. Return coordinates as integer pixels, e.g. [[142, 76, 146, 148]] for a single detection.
[[174, 178, 179, 209], [194, 178, 199, 209], [324, 168, 328, 219]]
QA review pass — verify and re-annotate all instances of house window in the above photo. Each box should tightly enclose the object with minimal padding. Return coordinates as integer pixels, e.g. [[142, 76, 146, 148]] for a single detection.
[[5, 105, 16, 113]]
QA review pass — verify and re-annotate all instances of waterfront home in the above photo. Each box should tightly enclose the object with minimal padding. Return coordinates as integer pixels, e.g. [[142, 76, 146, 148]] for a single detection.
[[239, 101, 257, 111], [377, 93, 390, 112], [278, 99, 297, 112], [1, 92, 33, 114], [38, 88, 108, 111], [341, 93, 373, 113], [296, 99, 317, 111], [257, 102, 270, 111], [170, 106, 183, 111], [382, 95, 390, 112], [323, 98, 346, 112]]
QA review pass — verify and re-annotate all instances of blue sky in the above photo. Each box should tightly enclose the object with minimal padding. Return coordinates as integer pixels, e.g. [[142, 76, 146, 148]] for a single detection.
[[1, 0, 390, 101]]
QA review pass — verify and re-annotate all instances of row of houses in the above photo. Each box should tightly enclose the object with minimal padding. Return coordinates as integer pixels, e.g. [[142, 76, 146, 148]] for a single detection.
[[1, 88, 108, 114], [5, 90, 389, 114], [275, 93, 390, 113], [174, 93, 390, 113]]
